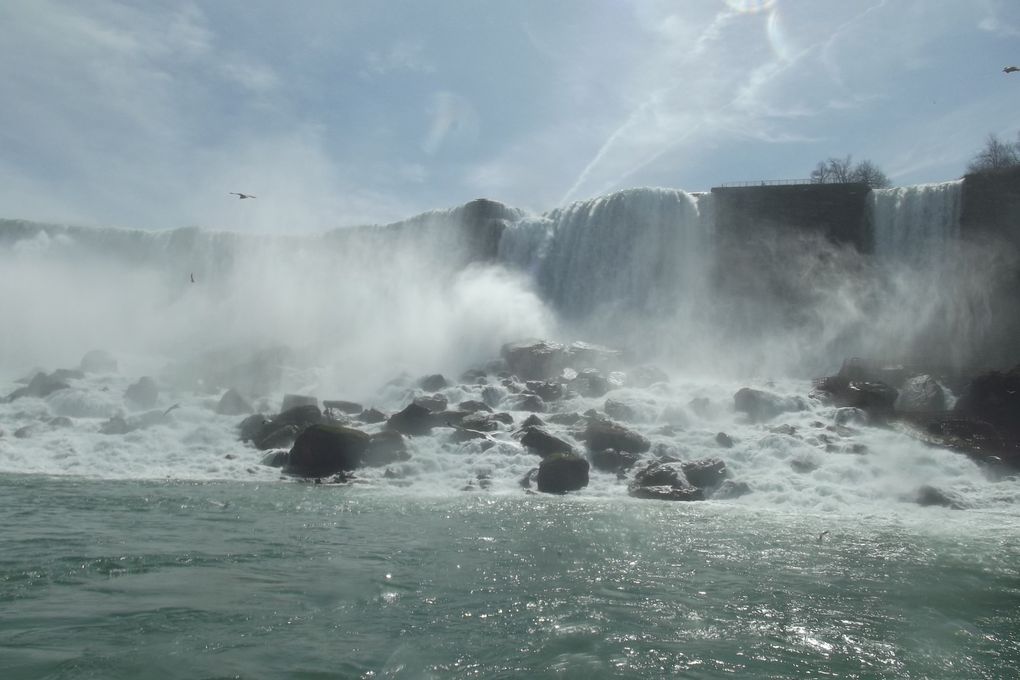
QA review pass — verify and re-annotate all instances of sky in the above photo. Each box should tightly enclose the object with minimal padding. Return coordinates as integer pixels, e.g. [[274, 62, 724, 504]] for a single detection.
[[0, 0, 1018, 232]]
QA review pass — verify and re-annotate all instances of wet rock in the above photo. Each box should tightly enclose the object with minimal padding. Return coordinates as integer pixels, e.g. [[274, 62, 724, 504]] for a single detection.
[[895, 375, 948, 413], [812, 372, 897, 420], [915, 484, 966, 510], [572, 369, 611, 398], [632, 461, 686, 487], [481, 385, 506, 409], [491, 412, 514, 426], [323, 400, 363, 415], [5, 371, 71, 401], [418, 374, 448, 392], [733, 387, 807, 423], [238, 414, 270, 443], [285, 424, 370, 477], [584, 418, 650, 454], [715, 432, 734, 448], [589, 448, 641, 473], [604, 399, 637, 422], [217, 389, 253, 416], [512, 394, 546, 413], [260, 450, 290, 467], [564, 341, 622, 372], [124, 377, 159, 410], [680, 458, 728, 489], [521, 414, 545, 428], [547, 412, 582, 426], [954, 365, 1020, 439], [769, 424, 798, 437], [358, 407, 387, 424], [459, 368, 488, 384], [713, 480, 751, 499], [363, 430, 411, 467], [458, 400, 492, 413], [80, 349, 118, 374], [688, 397, 712, 418], [525, 381, 564, 402], [629, 485, 705, 501], [536, 453, 589, 493], [791, 459, 819, 473], [520, 467, 538, 489], [249, 405, 323, 450], [501, 340, 565, 380], [519, 426, 574, 458], [387, 403, 434, 436], [834, 407, 868, 427], [48, 416, 73, 428], [460, 412, 501, 432], [14, 425, 35, 439], [413, 394, 448, 413]]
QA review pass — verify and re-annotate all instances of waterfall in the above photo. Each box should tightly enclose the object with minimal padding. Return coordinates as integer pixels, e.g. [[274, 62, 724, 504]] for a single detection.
[[871, 181, 962, 261]]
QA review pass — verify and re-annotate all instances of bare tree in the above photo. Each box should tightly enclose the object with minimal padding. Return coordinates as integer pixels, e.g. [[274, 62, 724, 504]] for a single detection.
[[966, 133, 1020, 173], [810, 155, 889, 188]]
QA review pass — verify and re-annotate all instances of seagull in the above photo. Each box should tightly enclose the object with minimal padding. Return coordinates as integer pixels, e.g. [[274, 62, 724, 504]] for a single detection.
[[1004, 66, 1019, 74], [229, 192, 256, 199], [190, 272, 195, 283], [818, 530, 830, 542]]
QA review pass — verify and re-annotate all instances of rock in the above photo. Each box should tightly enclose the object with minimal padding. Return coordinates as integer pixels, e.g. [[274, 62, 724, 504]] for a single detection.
[[363, 430, 411, 467], [715, 432, 734, 448], [572, 369, 611, 398], [812, 372, 898, 420], [547, 412, 582, 426], [458, 400, 492, 413], [536, 453, 590, 493], [589, 448, 640, 473], [48, 416, 73, 428], [525, 381, 564, 402], [99, 409, 171, 435], [418, 374, 448, 392], [834, 407, 868, 426], [733, 387, 807, 423], [80, 349, 117, 374], [358, 407, 387, 424], [713, 480, 752, 499], [491, 412, 514, 425], [281, 394, 318, 412], [519, 426, 574, 458], [460, 412, 501, 432], [604, 398, 637, 422], [915, 484, 965, 509], [285, 424, 370, 477], [769, 424, 797, 437], [481, 385, 505, 409], [954, 365, 1020, 438], [249, 405, 323, 450], [584, 418, 650, 454], [564, 341, 622, 372], [217, 388, 254, 416], [124, 377, 159, 410], [459, 368, 488, 384], [521, 414, 545, 428], [501, 340, 565, 380], [238, 414, 270, 442], [5, 371, 72, 401], [323, 400, 363, 415], [791, 459, 818, 473], [512, 394, 546, 413], [520, 467, 538, 489], [681, 458, 728, 489], [413, 394, 448, 413], [632, 461, 686, 487], [629, 485, 705, 501], [895, 375, 948, 413], [688, 397, 712, 418], [14, 425, 34, 439], [387, 403, 434, 436]]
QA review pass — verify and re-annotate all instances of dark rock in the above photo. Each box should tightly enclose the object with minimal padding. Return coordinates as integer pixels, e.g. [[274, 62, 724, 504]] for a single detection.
[[734, 387, 807, 423], [459, 368, 488, 384], [6, 371, 71, 401], [895, 375, 947, 413], [387, 403, 434, 436], [281, 394, 318, 412], [629, 485, 705, 501], [547, 412, 582, 426], [713, 480, 751, 499], [604, 398, 637, 422], [834, 407, 868, 426], [363, 430, 411, 467], [573, 369, 611, 398], [519, 426, 574, 458], [520, 467, 538, 489], [217, 389, 253, 416], [458, 400, 493, 413], [481, 385, 505, 408], [715, 432, 734, 448], [461, 412, 501, 432], [585, 418, 650, 454], [248, 405, 323, 450], [681, 458, 728, 489], [501, 340, 565, 380], [418, 374, 448, 392], [491, 412, 514, 425], [257, 424, 301, 450], [80, 349, 117, 373], [769, 424, 798, 437], [564, 341, 622, 372], [285, 424, 370, 477], [521, 414, 545, 428], [413, 394, 448, 413], [633, 461, 686, 487], [525, 381, 564, 402], [513, 394, 546, 413], [323, 400, 363, 415], [273, 404, 323, 430], [124, 377, 159, 410], [358, 407, 387, 424], [536, 453, 590, 493], [260, 450, 290, 467], [915, 484, 965, 509], [589, 448, 641, 473], [791, 459, 819, 473], [954, 365, 1020, 438], [238, 414, 270, 442]]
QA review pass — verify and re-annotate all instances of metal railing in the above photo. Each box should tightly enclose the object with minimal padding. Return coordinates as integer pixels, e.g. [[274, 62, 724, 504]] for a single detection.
[[717, 179, 815, 188]]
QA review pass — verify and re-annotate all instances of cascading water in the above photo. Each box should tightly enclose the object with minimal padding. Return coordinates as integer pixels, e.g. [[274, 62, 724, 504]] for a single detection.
[[871, 180, 963, 262]]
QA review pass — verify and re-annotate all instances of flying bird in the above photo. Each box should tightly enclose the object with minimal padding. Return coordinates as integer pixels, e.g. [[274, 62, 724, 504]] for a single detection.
[[1004, 66, 1019, 74], [190, 272, 194, 283], [230, 192, 256, 199]]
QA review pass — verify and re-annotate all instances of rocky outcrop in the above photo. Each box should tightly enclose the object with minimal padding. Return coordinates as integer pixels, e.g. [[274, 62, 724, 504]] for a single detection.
[[584, 418, 650, 454], [285, 424, 370, 477], [536, 453, 589, 493], [627, 458, 731, 502]]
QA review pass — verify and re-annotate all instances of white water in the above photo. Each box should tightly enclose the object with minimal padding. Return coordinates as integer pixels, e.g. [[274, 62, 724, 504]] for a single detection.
[[872, 181, 962, 262], [1, 186, 1017, 517]]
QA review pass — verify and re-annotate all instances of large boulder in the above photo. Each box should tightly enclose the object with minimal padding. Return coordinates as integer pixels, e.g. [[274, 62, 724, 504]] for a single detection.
[[733, 388, 807, 423], [246, 404, 323, 450], [525, 380, 564, 402], [217, 389, 254, 416], [954, 365, 1020, 437], [519, 426, 574, 458], [285, 424, 370, 477], [589, 448, 641, 473], [413, 394, 448, 413], [5, 371, 71, 401], [387, 403, 434, 436], [895, 375, 947, 413], [584, 418, 650, 454], [628, 459, 726, 501], [536, 453, 590, 493], [501, 340, 565, 380], [363, 430, 411, 467], [124, 377, 159, 410], [418, 374, 448, 392], [681, 458, 729, 490], [564, 341, 622, 372]]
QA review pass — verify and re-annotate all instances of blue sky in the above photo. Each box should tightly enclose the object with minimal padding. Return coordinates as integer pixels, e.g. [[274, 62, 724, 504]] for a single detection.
[[1, 0, 1018, 231]]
